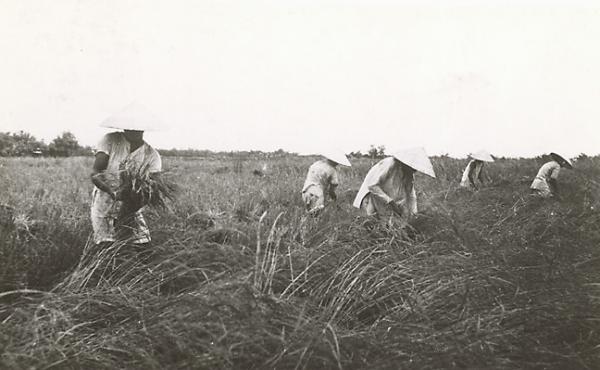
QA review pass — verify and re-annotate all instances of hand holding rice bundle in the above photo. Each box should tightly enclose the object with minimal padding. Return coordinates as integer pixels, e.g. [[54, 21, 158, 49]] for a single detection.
[[117, 162, 178, 215]]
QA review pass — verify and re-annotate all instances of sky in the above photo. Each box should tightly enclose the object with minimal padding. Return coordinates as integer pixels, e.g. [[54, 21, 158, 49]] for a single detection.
[[1, 0, 599, 158]]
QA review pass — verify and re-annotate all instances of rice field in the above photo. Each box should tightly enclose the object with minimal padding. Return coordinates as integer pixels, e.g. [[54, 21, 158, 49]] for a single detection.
[[0, 154, 599, 369]]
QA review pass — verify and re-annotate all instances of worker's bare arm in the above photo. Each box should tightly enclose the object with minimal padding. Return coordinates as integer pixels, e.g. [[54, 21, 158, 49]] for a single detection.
[[91, 152, 117, 200]]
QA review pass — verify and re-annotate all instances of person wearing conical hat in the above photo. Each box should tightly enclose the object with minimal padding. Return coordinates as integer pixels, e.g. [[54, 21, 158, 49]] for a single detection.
[[530, 152, 573, 198], [90, 103, 163, 245], [353, 147, 436, 219], [460, 150, 494, 190], [302, 149, 351, 214]]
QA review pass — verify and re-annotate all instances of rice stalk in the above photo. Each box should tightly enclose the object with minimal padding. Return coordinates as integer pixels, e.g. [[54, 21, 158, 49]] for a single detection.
[[254, 212, 285, 294]]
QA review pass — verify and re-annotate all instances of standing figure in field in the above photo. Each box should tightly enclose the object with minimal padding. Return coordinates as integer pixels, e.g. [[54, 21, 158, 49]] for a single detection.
[[530, 152, 573, 198], [353, 147, 436, 220], [460, 150, 494, 190], [90, 103, 162, 245], [302, 150, 352, 213]]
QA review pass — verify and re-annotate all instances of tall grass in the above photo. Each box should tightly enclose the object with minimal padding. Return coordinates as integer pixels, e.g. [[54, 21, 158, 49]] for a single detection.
[[0, 155, 599, 369]]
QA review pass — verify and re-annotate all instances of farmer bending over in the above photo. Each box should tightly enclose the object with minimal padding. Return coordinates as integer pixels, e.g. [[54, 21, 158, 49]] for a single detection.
[[90, 103, 162, 245], [460, 150, 494, 190], [353, 147, 436, 221], [302, 149, 351, 214], [530, 152, 573, 198]]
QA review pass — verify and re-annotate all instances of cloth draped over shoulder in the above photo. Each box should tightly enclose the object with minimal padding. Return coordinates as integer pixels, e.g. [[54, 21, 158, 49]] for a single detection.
[[530, 160, 561, 197], [353, 157, 417, 215], [91, 132, 162, 244], [460, 160, 483, 188]]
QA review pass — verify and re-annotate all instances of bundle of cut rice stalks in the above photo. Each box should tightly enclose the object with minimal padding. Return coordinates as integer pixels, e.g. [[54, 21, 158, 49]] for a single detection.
[[118, 163, 178, 214]]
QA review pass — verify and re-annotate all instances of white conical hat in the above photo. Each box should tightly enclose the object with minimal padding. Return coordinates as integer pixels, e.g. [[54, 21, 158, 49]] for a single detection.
[[470, 150, 494, 162], [550, 152, 573, 169], [100, 103, 163, 131], [392, 147, 436, 178], [322, 149, 352, 166]]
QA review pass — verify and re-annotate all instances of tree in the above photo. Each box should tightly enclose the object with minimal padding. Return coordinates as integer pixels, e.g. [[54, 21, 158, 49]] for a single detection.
[[349, 150, 363, 158], [0, 132, 14, 156], [3, 131, 47, 156], [49, 132, 81, 157], [368, 145, 386, 159]]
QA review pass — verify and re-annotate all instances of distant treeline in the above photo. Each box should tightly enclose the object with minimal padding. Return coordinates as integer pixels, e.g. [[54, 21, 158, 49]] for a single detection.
[[0, 131, 92, 157], [0, 131, 303, 159], [158, 145, 386, 159], [157, 148, 294, 158], [3, 130, 588, 161]]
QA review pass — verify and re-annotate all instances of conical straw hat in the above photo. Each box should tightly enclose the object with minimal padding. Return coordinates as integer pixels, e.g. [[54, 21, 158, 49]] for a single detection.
[[100, 103, 163, 131], [550, 152, 573, 169], [470, 150, 494, 162], [392, 147, 436, 178], [322, 149, 352, 166]]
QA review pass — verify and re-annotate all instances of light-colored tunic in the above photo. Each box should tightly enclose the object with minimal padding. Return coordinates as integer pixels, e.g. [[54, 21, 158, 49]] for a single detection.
[[353, 157, 417, 217], [530, 161, 561, 197], [460, 160, 484, 188], [301, 160, 339, 212], [91, 132, 162, 244]]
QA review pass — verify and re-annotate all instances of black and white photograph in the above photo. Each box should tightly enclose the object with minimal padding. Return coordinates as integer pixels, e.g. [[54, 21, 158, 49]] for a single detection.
[[1, 1, 599, 369]]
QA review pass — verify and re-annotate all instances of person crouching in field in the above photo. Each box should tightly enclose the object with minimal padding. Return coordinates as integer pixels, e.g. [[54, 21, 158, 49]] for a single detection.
[[460, 150, 494, 190], [302, 150, 352, 214], [90, 104, 162, 245], [353, 147, 436, 221], [530, 152, 573, 198]]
